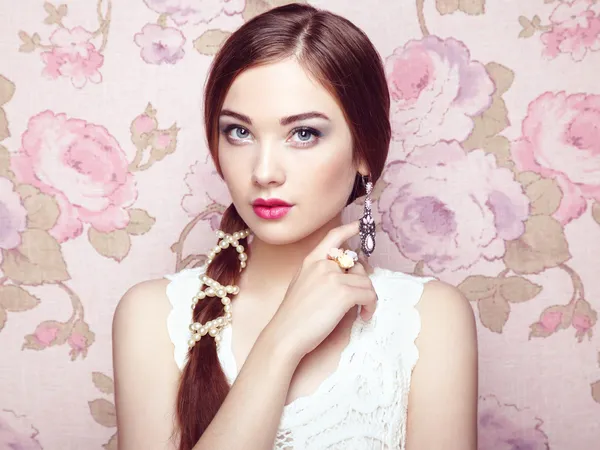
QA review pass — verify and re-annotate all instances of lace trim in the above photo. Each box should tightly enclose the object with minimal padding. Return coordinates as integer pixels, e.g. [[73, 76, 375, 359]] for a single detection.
[[377, 270, 434, 448], [165, 264, 207, 370]]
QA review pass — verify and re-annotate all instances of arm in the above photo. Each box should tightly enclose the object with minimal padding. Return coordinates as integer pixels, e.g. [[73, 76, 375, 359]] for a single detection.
[[405, 280, 478, 450], [113, 279, 181, 450], [112, 279, 300, 450], [193, 325, 297, 449]]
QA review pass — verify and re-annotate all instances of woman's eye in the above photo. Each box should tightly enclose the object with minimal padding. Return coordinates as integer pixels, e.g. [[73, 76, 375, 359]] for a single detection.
[[231, 127, 250, 139], [222, 125, 252, 143], [221, 125, 321, 147], [297, 129, 312, 141], [289, 127, 322, 147]]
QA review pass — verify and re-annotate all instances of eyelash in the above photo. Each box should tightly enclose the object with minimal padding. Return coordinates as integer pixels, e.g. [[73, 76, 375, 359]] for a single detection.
[[220, 125, 323, 148]]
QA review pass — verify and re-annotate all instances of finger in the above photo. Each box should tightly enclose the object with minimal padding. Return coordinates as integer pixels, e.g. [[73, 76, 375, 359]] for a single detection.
[[347, 262, 367, 276], [306, 220, 360, 263], [360, 290, 378, 321], [360, 303, 376, 321], [335, 272, 373, 289], [356, 254, 371, 270], [335, 267, 377, 320], [345, 264, 372, 286], [345, 264, 377, 320], [348, 286, 377, 321]]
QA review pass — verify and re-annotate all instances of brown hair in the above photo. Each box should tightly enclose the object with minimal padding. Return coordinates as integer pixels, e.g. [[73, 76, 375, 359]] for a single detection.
[[176, 4, 391, 448]]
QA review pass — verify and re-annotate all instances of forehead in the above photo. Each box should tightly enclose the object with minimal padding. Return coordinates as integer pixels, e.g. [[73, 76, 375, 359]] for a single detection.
[[221, 58, 343, 121]]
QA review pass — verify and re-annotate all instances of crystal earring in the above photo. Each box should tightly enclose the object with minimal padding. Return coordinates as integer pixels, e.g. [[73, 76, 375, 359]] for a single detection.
[[359, 175, 375, 257]]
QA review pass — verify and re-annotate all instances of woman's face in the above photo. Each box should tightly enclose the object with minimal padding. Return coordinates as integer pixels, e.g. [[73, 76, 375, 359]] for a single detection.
[[218, 58, 365, 245]]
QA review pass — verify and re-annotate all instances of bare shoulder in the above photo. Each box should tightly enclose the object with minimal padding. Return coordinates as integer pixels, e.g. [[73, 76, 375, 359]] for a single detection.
[[112, 276, 176, 374], [414, 279, 478, 366], [416, 279, 477, 340], [405, 279, 478, 449], [112, 277, 182, 450], [113, 277, 172, 329], [113, 277, 176, 358]]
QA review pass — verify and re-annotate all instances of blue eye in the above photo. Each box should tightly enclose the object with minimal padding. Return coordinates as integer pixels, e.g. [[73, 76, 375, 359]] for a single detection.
[[221, 125, 252, 144], [220, 124, 322, 148], [225, 126, 249, 139], [289, 127, 322, 147], [233, 127, 249, 139], [296, 129, 313, 141]]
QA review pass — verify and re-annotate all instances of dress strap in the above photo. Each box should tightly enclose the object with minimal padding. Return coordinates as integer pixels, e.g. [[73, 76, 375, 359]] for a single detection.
[[370, 269, 435, 376]]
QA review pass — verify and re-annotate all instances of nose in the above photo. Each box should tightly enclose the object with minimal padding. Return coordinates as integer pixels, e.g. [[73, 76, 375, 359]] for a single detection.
[[251, 143, 285, 188]]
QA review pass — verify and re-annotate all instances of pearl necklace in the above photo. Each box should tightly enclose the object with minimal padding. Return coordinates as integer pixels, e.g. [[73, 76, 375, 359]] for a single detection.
[[187, 228, 251, 349]]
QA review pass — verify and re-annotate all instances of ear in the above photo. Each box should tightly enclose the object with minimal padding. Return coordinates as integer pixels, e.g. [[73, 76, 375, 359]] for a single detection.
[[357, 159, 369, 177]]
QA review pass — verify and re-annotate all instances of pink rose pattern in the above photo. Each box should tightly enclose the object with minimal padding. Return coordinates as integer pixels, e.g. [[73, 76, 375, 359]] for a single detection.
[[10, 111, 137, 243], [30, 322, 61, 348], [379, 31, 596, 448], [132, 113, 158, 136], [143, 0, 246, 25], [539, 310, 563, 333], [21, 319, 96, 361], [2, 2, 599, 450], [511, 92, 600, 225], [0, 178, 28, 263], [385, 36, 495, 157], [531, 299, 597, 342], [379, 141, 530, 272], [138, 0, 246, 65], [41, 27, 104, 88], [182, 157, 231, 230], [134, 24, 186, 64], [67, 320, 95, 360], [0, 410, 42, 450], [541, 0, 600, 61], [478, 395, 549, 450]]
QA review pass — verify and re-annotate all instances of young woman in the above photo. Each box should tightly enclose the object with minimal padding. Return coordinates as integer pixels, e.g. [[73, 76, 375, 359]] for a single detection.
[[112, 4, 478, 450]]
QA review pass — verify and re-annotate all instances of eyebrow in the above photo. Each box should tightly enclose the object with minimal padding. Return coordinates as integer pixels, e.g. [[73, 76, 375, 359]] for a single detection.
[[219, 109, 330, 126]]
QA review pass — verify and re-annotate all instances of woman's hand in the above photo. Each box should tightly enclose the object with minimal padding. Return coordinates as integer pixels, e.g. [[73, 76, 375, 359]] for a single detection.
[[264, 221, 378, 364]]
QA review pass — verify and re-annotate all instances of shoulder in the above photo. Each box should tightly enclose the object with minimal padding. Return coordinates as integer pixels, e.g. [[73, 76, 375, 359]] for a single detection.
[[113, 277, 172, 333], [112, 277, 174, 365], [370, 267, 476, 368], [416, 279, 477, 349], [113, 265, 206, 360], [112, 277, 187, 448], [163, 264, 207, 309], [371, 267, 434, 309], [366, 268, 436, 373], [373, 265, 475, 333], [410, 279, 478, 400], [114, 264, 208, 367], [404, 280, 478, 448]]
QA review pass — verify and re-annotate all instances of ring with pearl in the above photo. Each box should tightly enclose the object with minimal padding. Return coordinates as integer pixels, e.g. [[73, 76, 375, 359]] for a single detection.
[[327, 247, 358, 270]]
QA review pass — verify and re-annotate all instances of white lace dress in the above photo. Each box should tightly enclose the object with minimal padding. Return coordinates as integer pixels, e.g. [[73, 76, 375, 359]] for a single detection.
[[165, 265, 434, 449]]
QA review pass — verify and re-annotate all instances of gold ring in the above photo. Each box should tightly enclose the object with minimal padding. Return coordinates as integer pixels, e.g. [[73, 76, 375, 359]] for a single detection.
[[327, 248, 358, 270]]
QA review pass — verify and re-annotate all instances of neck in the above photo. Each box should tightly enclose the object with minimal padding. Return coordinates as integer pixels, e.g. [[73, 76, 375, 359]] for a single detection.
[[241, 214, 345, 292]]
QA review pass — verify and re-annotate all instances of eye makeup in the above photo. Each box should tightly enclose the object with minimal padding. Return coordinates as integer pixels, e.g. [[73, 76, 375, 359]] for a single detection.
[[219, 124, 324, 148]]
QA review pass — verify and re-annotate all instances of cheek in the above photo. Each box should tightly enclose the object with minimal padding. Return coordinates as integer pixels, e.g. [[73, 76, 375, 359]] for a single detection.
[[307, 157, 356, 205], [218, 145, 247, 196]]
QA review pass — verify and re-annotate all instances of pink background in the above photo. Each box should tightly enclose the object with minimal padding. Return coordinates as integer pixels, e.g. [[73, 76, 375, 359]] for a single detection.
[[0, 1, 599, 449]]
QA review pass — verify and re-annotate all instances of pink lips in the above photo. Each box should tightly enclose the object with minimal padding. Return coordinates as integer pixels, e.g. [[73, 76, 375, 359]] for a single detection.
[[252, 198, 293, 220]]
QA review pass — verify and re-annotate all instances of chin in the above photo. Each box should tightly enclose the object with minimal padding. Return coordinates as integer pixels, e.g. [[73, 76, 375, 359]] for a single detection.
[[238, 215, 313, 247], [245, 220, 310, 246], [236, 203, 339, 246]]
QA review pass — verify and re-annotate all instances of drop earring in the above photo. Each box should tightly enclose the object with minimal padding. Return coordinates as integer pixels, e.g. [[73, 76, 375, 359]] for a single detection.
[[359, 175, 376, 258]]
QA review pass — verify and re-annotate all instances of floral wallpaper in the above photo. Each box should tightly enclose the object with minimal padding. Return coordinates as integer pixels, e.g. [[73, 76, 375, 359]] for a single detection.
[[0, 0, 598, 449]]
